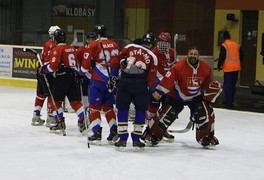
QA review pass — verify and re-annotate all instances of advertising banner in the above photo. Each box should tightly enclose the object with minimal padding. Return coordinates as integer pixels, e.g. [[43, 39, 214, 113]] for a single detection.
[[12, 47, 42, 79], [0, 45, 13, 77]]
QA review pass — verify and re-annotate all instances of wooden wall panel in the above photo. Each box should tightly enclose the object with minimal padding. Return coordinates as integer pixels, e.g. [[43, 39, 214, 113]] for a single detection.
[[216, 0, 264, 10]]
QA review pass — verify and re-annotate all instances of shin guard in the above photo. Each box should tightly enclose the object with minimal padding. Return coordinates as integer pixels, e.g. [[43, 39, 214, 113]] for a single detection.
[[194, 101, 219, 146], [145, 104, 179, 144]]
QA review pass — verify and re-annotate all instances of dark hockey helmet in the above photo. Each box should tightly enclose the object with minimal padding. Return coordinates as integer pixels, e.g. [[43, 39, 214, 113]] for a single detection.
[[53, 29, 66, 43], [94, 24, 107, 37], [142, 32, 156, 45], [86, 31, 96, 39]]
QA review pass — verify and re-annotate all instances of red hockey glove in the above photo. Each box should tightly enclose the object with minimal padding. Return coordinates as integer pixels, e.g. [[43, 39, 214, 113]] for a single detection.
[[203, 81, 222, 103]]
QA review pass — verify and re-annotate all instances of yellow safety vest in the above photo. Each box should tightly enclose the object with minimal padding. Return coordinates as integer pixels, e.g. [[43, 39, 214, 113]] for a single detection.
[[222, 39, 241, 72]]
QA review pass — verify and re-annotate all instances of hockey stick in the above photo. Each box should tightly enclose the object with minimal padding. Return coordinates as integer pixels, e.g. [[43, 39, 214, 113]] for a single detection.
[[23, 48, 66, 136], [79, 81, 90, 148], [98, 34, 111, 77], [97, 34, 115, 92], [168, 121, 193, 133], [174, 34, 178, 62]]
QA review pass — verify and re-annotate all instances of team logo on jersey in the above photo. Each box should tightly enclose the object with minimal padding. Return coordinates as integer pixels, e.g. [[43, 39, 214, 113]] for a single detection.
[[187, 77, 203, 94]]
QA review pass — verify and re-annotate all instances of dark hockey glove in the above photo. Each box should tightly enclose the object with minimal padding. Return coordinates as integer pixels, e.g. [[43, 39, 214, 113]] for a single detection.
[[120, 58, 127, 69], [107, 75, 118, 92], [75, 72, 84, 84], [39, 64, 49, 75], [91, 58, 96, 68]]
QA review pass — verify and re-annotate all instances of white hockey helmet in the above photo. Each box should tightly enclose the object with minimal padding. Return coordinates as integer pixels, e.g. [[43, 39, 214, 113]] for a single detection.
[[48, 25, 61, 35]]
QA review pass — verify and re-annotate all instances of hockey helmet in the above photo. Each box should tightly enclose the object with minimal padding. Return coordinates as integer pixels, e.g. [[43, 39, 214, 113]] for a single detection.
[[142, 32, 156, 45], [86, 31, 96, 39], [158, 32, 171, 42], [157, 32, 171, 53], [48, 25, 61, 35], [94, 24, 107, 37], [53, 29, 66, 44]]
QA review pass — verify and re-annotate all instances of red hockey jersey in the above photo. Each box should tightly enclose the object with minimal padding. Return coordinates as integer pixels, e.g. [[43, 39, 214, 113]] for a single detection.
[[113, 43, 158, 89], [80, 38, 119, 83], [157, 57, 212, 102], [47, 44, 78, 72], [152, 47, 175, 84], [41, 39, 56, 64]]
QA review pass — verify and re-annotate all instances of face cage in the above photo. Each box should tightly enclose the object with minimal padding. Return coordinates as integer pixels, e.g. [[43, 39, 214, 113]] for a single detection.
[[157, 41, 170, 53]]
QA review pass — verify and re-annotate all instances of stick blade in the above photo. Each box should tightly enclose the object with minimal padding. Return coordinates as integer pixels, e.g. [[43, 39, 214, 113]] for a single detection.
[[23, 47, 38, 55], [174, 34, 178, 41]]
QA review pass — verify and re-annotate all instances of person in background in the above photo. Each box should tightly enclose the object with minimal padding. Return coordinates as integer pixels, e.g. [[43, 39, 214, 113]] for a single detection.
[[217, 31, 243, 109], [31, 25, 60, 127]]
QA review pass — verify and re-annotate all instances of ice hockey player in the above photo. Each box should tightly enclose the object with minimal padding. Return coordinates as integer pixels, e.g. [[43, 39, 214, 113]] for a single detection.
[[75, 31, 96, 133], [76, 32, 96, 109], [110, 32, 159, 151], [79, 24, 119, 145], [31, 25, 60, 126], [146, 32, 177, 142], [143, 46, 222, 147], [40, 29, 85, 134]]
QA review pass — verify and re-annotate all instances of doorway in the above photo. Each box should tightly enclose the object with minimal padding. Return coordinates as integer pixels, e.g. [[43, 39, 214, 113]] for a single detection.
[[241, 11, 258, 86]]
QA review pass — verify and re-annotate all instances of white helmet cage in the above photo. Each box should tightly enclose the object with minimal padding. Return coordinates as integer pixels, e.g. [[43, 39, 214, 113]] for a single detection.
[[157, 41, 171, 54]]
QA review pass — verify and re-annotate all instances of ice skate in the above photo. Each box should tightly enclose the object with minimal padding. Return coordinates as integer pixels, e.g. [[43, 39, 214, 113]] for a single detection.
[[45, 115, 56, 127], [162, 131, 175, 142], [142, 127, 159, 146], [199, 136, 219, 148], [114, 140, 127, 152], [77, 117, 86, 133], [88, 127, 102, 145], [132, 140, 145, 151], [31, 114, 45, 126], [107, 125, 118, 144], [50, 117, 66, 136]]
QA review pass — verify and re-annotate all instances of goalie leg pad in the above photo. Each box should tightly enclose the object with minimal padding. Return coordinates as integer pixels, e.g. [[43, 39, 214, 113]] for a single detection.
[[148, 103, 183, 142], [194, 101, 219, 146]]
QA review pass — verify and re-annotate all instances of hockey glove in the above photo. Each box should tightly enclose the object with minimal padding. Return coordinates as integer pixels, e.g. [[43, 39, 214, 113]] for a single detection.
[[107, 75, 118, 92], [120, 58, 127, 69], [203, 81, 222, 103], [75, 72, 84, 84], [39, 64, 49, 75], [91, 58, 96, 68]]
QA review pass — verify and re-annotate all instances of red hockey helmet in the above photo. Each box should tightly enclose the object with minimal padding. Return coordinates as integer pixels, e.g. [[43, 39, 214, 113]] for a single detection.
[[157, 32, 171, 53], [158, 32, 171, 42]]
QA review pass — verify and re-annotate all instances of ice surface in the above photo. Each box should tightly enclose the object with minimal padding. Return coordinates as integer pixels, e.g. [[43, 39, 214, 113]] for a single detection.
[[0, 86, 264, 180]]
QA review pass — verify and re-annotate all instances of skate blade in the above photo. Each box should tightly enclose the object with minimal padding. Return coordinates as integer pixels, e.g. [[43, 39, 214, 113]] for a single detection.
[[144, 140, 158, 147], [115, 146, 126, 152], [162, 138, 175, 143], [108, 135, 119, 145], [31, 123, 44, 126], [202, 144, 217, 149], [49, 129, 66, 136], [90, 140, 102, 146], [133, 146, 145, 152], [45, 123, 56, 128]]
